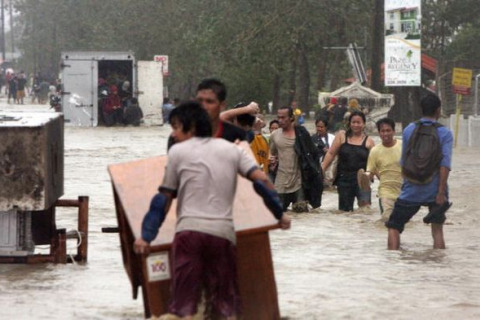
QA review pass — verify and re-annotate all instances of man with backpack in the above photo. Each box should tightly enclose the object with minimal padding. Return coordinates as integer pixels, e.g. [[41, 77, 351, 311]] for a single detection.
[[385, 94, 453, 250]]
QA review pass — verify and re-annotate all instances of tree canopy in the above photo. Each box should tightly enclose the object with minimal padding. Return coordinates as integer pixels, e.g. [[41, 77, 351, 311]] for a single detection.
[[8, 0, 480, 111]]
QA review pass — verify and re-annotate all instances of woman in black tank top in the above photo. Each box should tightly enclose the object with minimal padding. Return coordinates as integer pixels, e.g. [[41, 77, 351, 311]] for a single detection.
[[321, 111, 375, 211]]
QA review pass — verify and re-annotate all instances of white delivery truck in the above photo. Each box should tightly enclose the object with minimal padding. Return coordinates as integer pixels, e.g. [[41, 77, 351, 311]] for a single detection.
[[60, 51, 163, 126]]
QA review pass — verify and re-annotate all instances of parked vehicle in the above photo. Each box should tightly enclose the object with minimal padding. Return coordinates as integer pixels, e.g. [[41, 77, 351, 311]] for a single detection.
[[60, 51, 164, 126]]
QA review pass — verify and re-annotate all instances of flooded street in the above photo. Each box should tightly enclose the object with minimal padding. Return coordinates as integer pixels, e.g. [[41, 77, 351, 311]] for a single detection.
[[2, 104, 480, 319]]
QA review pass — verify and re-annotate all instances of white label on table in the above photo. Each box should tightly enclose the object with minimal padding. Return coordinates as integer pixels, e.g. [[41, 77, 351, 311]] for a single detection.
[[146, 252, 171, 282]]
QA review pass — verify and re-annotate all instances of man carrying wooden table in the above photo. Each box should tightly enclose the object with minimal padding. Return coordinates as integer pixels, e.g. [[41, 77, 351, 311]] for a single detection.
[[134, 101, 291, 319]]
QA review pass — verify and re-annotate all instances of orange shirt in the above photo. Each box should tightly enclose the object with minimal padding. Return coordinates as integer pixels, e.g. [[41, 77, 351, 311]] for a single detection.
[[250, 134, 269, 174]]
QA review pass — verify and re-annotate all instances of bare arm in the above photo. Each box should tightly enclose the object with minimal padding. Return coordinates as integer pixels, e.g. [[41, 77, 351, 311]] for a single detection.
[[366, 136, 375, 150], [247, 168, 291, 230], [162, 191, 174, 213], [220, 102, 259, 122], [436, 167, 450, 205], [254, 116, 266, 129], [366, 150, 377, 181], [321, 131, 345, 172]]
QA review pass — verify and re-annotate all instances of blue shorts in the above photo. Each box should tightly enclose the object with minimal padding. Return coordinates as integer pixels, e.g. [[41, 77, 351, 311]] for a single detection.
[[385, 199, 447, 233]]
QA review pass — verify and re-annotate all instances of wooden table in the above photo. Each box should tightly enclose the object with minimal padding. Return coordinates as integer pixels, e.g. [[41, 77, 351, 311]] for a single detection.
[[109, 146, 282, 319]]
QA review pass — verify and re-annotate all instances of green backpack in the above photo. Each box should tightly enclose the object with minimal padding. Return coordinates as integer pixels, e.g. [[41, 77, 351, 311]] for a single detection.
[[402, 121, 443, 185]]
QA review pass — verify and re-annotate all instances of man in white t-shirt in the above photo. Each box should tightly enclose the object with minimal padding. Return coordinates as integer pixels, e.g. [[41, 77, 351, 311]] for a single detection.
[[134, 101, 290, 320], [366, 118, 402, 221]]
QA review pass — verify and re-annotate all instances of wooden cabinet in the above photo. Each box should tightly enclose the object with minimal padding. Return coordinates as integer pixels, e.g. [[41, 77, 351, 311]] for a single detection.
[[109, 154, 282, 319]]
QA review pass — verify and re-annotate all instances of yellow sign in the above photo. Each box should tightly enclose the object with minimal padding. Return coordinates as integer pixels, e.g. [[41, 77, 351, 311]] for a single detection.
[[452, 68, 473, 88]]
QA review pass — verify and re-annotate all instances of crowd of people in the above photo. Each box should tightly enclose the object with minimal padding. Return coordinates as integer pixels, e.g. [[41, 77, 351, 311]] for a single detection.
[[0, 70, 54, 105], [98, 73, 143, 126], [0, 69, 62, 106], [0, 66, 445, 318], [132, 78, 453, 319]]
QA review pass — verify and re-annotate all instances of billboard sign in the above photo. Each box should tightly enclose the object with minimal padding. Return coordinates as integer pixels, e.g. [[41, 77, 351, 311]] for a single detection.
[[384, 0, 421, 86]]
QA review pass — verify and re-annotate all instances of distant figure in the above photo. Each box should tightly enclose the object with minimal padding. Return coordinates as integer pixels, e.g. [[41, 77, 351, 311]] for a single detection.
[[38, 80, 50, 104], [317, 98, 331, 122], [295, 108, 305, 125], [16, 72, 27, 105], [348, 98, 361, 112], [291, 100, 304, 125], [123, 97, 143, 126], [7, 74, 17, 104], [31, 75, 40, 103], [0, 72, 4, 94], [48, 83, 57, 100], [103, 85, 123, 126], [269, 119, 279, 134], [5, 71, 12, 95], [330, 97, 348, 132], [311, 118, 337, 188], [386, 94, 453, 250], [162, 97, 175, 124], [118, 80, 131, 101]]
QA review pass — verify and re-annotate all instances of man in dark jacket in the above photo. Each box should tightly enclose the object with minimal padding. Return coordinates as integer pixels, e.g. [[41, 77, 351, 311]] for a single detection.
[[295, 124, 323, 209], [270, 106, 322, 212]]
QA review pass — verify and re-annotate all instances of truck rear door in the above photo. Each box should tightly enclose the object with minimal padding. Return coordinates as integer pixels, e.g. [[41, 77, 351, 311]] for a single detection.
[[61, 59, 98, 126], [137, 61, 163, 126]]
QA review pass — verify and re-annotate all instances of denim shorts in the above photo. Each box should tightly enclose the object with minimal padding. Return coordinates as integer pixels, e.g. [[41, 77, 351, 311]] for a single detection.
[[385, 199, 447, 233]]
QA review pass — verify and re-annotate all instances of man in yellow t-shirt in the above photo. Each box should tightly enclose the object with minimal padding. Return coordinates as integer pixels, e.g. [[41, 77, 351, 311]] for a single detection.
[[367, 118, 402, 221]]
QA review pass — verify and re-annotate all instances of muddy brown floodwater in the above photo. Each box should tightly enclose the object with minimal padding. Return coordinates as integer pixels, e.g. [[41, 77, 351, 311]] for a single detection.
[[1, 103, 480, 320]]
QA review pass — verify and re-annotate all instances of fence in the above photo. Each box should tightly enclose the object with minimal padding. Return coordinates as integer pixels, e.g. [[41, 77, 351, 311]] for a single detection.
[[440, 115, 480, 147], [438, 61, 480, 117]]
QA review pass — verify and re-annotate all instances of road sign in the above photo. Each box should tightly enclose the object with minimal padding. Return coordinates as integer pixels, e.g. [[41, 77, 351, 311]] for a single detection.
[[452, 67, 472, 95], [154, 55, 169, 76]]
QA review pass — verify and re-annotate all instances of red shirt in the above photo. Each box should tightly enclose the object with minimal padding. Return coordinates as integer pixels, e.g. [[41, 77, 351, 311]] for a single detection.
[[104, 94, 122, 114]]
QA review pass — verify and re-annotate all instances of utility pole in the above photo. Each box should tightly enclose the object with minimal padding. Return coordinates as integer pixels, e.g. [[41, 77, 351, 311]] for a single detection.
[[1, 0, 5, 62], [370, 0, 384, 91], [8, 0, 13, 59]]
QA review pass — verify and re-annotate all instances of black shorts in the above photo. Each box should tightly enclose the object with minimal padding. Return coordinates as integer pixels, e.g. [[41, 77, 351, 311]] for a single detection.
[[385, 199, 447, 233], [278, 188, 305, 211]]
